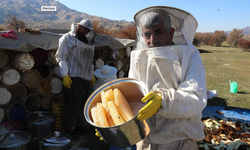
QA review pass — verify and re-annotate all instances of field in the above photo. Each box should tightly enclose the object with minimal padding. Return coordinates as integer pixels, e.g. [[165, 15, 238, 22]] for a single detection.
[[198, 45, 250, 109]]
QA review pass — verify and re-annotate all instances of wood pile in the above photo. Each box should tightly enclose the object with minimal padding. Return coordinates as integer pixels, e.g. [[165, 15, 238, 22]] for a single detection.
[[198, 117, 250, 150], [0, 44, 133, 128]]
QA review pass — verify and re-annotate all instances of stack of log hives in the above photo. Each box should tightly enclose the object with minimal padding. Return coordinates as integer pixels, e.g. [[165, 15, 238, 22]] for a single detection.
[[0, 49, 64, 130], [0, 30, 135, 132], [93, 46, 132, 78]]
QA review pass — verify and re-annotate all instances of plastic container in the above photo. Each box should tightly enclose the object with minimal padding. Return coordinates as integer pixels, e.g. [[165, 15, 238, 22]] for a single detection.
[[229, 81, 238, 93], [51, 100, 64, 130]]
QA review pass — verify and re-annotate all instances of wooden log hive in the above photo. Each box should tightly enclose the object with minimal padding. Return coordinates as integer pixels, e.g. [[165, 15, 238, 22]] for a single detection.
[[13, 52, 35, 71], [0, 87, 12, 106], [7, 84, 27, 102], [0, 67, 20, 87], [21, 93, 41, 112], [28, 78, 51, 96], [39, 62, 54, 80], [6, 102, 26, 122], [20, 69, 41, 88], [0, 108, 5, 123], [47, 50, 58, 65], [0, 51, 13, 69]]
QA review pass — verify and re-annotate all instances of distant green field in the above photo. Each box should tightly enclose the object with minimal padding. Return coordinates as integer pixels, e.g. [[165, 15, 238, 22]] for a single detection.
[[197, 46, 250, 109]]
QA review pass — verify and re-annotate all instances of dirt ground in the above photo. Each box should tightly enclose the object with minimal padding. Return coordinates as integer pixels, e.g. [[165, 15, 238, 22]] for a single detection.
[[26, 124, 110, 150], [69, 125, 110, 150]]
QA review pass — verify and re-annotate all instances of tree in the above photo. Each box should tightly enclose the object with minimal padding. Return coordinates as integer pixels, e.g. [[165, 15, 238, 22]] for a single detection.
[[91, 19, 108, 35], [227, 28, 244, 47], [0, 25, 4, 31], [202, 32, 213, 45], [116, 24, 136, 40], [211, 30, 227, 46], [193, 32, 203, 46], [4, 14, 26, 30], [238, 39, 250, 52]]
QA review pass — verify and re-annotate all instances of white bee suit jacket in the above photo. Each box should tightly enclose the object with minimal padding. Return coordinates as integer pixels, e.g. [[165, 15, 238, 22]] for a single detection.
[[129, 6, 207, 144]]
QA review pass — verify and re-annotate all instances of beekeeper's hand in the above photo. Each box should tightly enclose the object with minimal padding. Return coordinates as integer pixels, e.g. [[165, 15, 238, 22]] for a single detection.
[[137, 92, 162, 121], [91, 75, 95, 86], [95, 129, 103, 140], [63, 76, 72, 89]]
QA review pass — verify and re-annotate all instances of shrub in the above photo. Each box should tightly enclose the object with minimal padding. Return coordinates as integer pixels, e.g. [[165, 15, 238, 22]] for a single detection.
[[238, 39, 250, 52]]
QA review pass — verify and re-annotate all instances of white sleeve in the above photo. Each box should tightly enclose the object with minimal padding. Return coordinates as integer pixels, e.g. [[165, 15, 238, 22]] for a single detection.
[[55, 34, 70, 77], [156, 50, 207, 119], [58, 60, 69, 77]]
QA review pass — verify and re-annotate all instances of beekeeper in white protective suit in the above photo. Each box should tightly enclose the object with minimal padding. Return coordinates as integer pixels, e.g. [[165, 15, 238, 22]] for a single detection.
[[55, 19, 96, 136], [129, 6, 207, 150]]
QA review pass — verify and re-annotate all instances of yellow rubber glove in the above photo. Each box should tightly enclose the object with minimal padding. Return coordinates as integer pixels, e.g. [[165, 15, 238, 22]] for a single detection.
[[137, 92, 162, 121], [91, 75, 96, 86], [95, 129, 103, 140], [63, 76, 72, 89]]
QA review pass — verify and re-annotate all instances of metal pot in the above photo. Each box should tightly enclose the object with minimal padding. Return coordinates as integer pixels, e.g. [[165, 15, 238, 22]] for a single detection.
[[38, 131, 71, 150], [0, 130, 32, 150], [24, 111, 55, 138], [84, 78, 150, 147]]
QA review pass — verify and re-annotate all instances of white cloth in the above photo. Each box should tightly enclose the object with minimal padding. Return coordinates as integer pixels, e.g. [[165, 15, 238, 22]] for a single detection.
[[49, 77, 63, 94], [128, 45, 207, 144], [207, 90, 218, 99]]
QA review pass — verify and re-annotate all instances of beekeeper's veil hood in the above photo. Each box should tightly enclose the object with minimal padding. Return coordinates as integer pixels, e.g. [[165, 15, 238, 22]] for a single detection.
[[134, 6, 198, 50]]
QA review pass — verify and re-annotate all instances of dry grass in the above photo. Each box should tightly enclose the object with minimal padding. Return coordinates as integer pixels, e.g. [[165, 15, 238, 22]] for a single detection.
[[198, 46, 250, 109]]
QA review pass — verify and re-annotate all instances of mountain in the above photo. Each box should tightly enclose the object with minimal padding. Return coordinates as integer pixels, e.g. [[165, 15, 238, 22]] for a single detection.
[[0, 0, 133, 30], [224, 26, 250, 35], [242, 26, 250, 34]]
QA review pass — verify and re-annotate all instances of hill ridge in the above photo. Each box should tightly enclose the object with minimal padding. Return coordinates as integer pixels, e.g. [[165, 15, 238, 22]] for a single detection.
[[0, 0, 133, 30]]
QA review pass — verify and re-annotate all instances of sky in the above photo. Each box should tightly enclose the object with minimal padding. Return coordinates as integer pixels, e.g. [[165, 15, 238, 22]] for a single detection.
[[57, 0, 249, 33]]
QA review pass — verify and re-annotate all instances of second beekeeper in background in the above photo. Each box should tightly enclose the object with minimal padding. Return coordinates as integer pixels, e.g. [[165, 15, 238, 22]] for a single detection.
[[128, 6, 207, 149], [55, 19, 96, 135]]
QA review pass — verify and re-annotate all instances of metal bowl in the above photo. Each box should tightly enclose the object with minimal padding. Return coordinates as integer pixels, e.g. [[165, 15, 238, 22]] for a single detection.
[[84, 78, 150, 147]]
